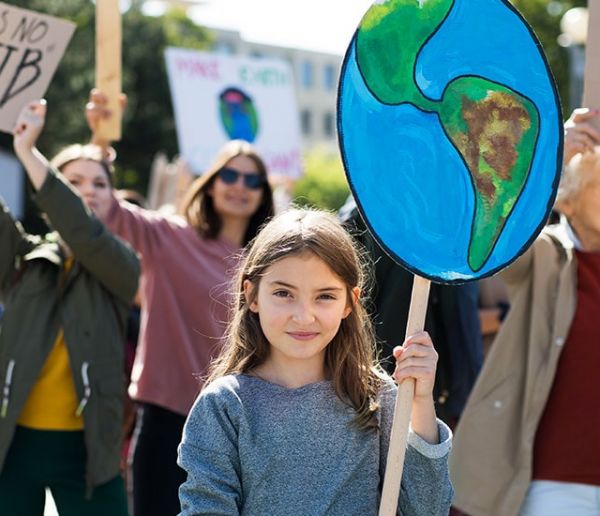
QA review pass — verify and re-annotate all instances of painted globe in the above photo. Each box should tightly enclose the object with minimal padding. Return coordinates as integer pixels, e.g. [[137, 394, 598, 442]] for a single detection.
[[338, 0, 563, 283]]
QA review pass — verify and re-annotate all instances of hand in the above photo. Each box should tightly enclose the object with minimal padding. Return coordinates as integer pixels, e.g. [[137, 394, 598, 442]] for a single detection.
[[392, 331, 438, 401], [85, 88, 127, 150], [12, 100, 47, 159], [564, 108, 600, 165]]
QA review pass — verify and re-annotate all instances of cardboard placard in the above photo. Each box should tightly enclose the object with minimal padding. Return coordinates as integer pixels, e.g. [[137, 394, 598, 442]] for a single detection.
[[0, 3, 75, 133], [583, 0, 600, 129], [165, 48, 302, 178]]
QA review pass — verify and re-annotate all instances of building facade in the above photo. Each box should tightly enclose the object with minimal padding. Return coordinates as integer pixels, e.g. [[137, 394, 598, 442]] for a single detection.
[[208, 27, 342, 150]]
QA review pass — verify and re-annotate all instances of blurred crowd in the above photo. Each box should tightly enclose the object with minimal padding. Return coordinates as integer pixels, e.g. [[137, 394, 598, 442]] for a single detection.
[[1, 90, 600, 516]]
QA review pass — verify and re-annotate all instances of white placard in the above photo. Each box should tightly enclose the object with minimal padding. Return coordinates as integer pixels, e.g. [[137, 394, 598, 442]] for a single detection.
[[165, 47, 302, 178], [0, 3, 75, 133]]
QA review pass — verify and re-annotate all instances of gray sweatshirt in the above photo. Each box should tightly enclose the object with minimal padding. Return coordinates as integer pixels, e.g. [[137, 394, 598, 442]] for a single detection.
[[178, 374, 453, 515]]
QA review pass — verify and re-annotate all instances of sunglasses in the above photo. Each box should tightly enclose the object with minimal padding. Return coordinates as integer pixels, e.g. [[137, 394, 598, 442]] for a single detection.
[[218, 167, 264, 190]]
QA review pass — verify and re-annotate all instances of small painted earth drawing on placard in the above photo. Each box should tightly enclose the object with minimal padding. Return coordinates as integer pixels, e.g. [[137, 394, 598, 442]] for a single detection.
[[338, 0, 563, 282], [219, 87, 259, 143]]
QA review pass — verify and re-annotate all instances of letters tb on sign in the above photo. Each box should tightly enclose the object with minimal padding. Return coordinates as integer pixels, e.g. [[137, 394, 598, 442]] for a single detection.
[[0, 3, 75, 133]]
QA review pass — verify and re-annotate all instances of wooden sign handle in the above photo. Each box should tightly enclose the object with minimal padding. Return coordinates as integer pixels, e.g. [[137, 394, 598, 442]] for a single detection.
[[95, 0, 122, 142], [379, 274, 431, 516], [583, 0, 600, 130]]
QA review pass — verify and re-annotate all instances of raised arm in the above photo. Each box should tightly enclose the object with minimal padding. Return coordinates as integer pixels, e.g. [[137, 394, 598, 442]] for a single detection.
[[563, 108, 600, 165], [85, 88, 185, 260], [12, 100, 139, 303], [12, 100, 50, 189]]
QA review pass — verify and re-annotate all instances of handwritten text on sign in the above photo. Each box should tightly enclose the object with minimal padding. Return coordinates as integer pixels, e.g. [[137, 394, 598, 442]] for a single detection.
[[0, 3, 75, 133], [166, 48, 302, 178]]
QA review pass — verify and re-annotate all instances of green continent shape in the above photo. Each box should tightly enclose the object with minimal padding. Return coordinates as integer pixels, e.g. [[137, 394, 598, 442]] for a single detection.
[[244, 99, 260, 136], [438, 77, 539, 271], [356, 0, 453, 108], [219, 99, 234, 134]]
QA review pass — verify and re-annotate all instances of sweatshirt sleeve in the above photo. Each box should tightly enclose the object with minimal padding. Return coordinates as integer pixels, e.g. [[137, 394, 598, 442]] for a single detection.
[[103, 191, 184, 266], [378, 379, 454, 516], [0, 197, 35, 297], [178, 383, 243, 515], [34, 168, 139, 304]]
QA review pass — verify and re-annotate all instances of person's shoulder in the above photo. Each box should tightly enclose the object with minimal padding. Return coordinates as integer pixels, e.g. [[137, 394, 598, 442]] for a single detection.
[[200, 374, 244, 400], [536, 222, 573, 261], [188, 375, 245, 421]]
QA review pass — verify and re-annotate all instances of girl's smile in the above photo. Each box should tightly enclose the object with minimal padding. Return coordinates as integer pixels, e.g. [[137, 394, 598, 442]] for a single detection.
[[245, 251, 356, 385], [286, 331, 320, 341]]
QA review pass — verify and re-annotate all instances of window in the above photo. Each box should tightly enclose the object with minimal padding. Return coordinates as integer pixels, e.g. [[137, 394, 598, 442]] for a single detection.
[[323, 64, 336, 91], [323, 112, 335, 138], [301, 109, 312, 135], [300, 60, 313, 89], [213, 41, 236, 55]]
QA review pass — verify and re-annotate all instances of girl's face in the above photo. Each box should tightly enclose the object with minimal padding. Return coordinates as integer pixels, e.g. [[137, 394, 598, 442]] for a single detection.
[[246, 252, 357, 376], [62, 159, 112, 218], [209, 154, 264, 221]]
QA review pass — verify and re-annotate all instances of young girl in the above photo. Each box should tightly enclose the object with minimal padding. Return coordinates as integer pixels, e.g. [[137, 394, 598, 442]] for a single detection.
[[178, 209, 453, 515], [0, 100, 139, 514]]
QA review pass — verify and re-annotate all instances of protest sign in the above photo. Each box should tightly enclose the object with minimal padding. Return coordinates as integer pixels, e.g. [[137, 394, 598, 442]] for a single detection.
[[165, 47, 302, 178], [0, 2, 75, 133], [337, 0, 563, 512]]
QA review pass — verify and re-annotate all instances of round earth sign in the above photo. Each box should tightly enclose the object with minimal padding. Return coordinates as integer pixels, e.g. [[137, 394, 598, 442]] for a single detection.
[[338, 0, 563, 283]]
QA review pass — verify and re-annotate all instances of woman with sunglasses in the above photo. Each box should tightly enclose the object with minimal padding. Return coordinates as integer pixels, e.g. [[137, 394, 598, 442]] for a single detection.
[[87, 91, 274, 516]]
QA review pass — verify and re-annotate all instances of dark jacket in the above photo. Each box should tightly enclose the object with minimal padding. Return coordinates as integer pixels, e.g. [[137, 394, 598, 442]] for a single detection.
[[0, 168, 139, 492], [341, 200, 483, 422]]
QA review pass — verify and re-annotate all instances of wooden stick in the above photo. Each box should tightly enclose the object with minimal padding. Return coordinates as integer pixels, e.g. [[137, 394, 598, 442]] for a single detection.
[[95, 0, 122, 142], [378, 274, 431, 516], [583, 0, 600, 130]]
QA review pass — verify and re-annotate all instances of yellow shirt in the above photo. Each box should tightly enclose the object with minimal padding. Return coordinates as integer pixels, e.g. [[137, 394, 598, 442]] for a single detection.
[[17, 258, 84, 430]]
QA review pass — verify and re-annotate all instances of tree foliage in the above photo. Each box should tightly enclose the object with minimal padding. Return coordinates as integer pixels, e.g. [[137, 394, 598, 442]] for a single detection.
[[292, 147, 350, 211], [513, 0, 587, 115]]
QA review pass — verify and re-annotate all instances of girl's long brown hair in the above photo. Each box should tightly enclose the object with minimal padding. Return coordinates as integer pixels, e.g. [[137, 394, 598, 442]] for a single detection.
[[207, 208, 385, 429], [179, 140, 274, 246]]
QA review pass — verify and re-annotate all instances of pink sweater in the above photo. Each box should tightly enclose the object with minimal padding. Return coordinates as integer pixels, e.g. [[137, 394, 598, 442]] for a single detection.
[[105, 198, 239, 415]]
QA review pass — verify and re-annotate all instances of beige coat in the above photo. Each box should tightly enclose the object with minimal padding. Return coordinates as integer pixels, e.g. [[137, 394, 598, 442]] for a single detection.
[[449, 224, 577, 516]]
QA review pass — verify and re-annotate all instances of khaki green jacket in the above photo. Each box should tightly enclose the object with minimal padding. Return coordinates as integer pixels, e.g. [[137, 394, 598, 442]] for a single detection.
[[0, 169, 139, 492], [449, 223, 577, 516]]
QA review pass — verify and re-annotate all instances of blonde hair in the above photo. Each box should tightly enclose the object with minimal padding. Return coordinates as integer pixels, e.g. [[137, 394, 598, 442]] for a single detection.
[[556, 146, 600, 206], [207, 208, 384, 429], [50, 144, 114, 185], [179, 140, 274, 245]]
